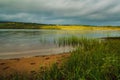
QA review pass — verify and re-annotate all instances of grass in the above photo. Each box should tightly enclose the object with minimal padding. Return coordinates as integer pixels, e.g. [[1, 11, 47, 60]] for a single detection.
[[0, 36, 120, 80], [41, 37, 120, 80]]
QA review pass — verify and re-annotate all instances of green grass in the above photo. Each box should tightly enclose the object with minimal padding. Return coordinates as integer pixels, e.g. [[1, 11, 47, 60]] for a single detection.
[[0, 36, 120, 80], [58, 36, 99, 47], [40, 37, 120, 80]]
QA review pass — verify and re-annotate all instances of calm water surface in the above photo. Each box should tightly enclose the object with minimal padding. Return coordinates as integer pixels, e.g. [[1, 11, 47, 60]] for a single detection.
[[0, 29, 120, 59]]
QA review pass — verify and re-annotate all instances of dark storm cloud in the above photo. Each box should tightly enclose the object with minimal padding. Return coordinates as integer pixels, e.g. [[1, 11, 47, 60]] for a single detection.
[[0, 0, 120, 25]]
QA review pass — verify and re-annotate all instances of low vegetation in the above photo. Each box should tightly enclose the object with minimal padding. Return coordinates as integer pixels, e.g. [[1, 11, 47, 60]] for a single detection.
[[0, 22, 45, 29], [41, 37, 120, 80], [0, 22, 120, 30], [0, 36, 120, 80]]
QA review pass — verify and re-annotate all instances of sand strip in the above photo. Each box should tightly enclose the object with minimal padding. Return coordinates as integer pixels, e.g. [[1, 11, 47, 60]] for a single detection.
[[0, 53, 70, 76]]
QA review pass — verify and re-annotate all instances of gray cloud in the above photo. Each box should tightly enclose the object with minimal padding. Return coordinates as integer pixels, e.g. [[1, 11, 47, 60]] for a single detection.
[[0, 0, 120, 25]]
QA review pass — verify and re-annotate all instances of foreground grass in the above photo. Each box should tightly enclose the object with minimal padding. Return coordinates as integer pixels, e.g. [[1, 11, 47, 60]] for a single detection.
[[0, 37, 120, 80], [41, 37, 120, 80]]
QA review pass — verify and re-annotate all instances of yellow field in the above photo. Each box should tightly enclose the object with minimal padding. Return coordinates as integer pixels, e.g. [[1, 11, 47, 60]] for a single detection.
[[40, 25, 120, 30]]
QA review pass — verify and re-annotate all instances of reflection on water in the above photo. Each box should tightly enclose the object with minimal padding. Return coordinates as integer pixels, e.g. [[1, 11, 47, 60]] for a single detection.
[[0, 29, 120, 59]]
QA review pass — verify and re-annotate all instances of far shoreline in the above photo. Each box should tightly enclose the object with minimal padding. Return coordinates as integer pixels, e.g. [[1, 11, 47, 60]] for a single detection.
[[0, 22, 120, 30]]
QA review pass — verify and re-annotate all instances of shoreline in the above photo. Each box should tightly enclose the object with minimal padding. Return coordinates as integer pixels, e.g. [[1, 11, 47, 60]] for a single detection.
[[0, 52, 70, 76], [0, 46, 73, 59]]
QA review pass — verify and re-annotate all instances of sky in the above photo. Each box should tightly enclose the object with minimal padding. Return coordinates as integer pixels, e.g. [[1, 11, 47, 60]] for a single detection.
[[0, 0, 120, 26]]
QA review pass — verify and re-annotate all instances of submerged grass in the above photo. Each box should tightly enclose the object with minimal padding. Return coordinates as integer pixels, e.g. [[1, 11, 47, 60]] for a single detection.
[[0, 36, 120, 80]]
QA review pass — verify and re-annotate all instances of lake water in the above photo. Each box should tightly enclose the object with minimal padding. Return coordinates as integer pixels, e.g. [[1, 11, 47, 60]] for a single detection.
[[0, 29, 120, 59]]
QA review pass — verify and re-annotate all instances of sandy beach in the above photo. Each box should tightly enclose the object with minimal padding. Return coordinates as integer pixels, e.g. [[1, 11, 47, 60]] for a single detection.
[[0, 53, 69, 76]]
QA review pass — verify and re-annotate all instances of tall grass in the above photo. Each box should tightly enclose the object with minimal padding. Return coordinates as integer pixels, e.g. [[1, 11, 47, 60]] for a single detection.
[[0, 36, 120, 80], [40, 37, 120, 80], [58, 36, 99, 47]]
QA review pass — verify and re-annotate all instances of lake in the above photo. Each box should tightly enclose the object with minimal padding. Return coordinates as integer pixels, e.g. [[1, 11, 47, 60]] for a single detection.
[[0, 29, 120, 59]]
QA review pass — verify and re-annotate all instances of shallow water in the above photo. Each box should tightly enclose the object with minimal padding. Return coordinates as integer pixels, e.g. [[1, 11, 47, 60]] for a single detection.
[[0, 29, 120, 59]]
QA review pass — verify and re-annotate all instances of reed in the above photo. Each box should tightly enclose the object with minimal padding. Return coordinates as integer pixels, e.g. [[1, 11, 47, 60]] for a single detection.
[[40, 37, 120, 80]]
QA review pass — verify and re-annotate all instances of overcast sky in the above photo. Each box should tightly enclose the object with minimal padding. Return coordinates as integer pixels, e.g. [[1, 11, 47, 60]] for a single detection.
[[0, 0, 120, 25]]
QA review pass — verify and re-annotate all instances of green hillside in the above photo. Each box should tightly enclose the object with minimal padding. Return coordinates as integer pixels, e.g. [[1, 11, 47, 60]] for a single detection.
[[0, 22, 120, 29]]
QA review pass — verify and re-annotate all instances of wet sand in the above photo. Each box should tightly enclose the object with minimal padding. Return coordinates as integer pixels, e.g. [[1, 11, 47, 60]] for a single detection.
[[0, 47, 73, 59], [0, 53, 70, 76]]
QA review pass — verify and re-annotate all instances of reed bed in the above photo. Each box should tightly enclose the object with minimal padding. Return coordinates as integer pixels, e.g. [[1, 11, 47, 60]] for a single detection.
[[40, 37, 120, 80]]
